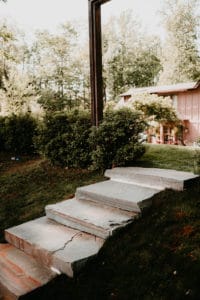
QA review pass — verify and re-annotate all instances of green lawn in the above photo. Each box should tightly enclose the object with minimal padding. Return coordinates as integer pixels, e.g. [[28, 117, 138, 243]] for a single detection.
[[137, 144, 200, 173], [0, 155, 104, 242], [1, 146, 200, 299]]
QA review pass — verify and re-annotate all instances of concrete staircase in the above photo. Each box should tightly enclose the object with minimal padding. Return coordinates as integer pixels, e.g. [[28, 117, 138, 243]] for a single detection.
[[0, 167, 198, 299]]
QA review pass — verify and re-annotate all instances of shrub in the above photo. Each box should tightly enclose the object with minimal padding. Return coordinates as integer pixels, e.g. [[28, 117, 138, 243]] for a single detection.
[[90, 108, 145, 170], [35, 113, 70, 155], [0, 114, 38, 155], [36, 108, 145, 170], [36, 110, 92, 168], [0, 117, 5, 152]]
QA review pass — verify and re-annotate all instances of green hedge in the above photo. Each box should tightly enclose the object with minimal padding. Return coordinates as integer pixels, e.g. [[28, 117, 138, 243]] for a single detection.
[[90, 108, 145, 170], [0, 109, 145, 169], [0, 117, 5, 152], [36, 110, 92, 168], [0, 114, 38, 155], [36, 108, 145, 170]]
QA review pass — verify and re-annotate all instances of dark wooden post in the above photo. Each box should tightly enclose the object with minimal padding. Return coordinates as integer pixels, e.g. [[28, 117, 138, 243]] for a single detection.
[[88, 0, 111, 126]]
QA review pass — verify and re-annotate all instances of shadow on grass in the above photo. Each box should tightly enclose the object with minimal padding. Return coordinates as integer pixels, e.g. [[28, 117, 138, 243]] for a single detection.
[[23, 185, 200, 300]]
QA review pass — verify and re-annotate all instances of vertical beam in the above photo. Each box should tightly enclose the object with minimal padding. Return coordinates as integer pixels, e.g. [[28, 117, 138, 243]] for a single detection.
[[88, 0, 111, 126]]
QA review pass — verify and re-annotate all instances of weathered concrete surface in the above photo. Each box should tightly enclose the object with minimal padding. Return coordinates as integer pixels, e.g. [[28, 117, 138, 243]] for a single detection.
[[0, 244, 55, 300], [105, 167, 199, 191], [46, 199, 137, 239], [5, 217, 104, 278], [76, 180, 160, 212]]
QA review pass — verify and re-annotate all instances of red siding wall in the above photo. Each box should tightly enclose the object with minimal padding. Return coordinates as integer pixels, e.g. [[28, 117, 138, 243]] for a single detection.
[[177, 89, 200, 142]]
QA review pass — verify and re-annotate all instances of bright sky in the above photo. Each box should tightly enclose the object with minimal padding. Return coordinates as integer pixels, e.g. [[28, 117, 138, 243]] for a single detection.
[[0, 0, 163, 37]]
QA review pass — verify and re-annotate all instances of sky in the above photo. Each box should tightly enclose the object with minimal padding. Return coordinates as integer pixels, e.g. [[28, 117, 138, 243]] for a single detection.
[[0, 0, 163, 38]]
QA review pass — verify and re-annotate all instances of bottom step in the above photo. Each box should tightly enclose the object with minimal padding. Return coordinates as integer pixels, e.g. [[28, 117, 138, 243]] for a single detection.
[[0, 244, 56, 300], [5, 217, 105, 278]]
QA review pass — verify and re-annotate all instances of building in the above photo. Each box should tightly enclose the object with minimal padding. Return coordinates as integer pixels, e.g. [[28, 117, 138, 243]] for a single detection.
[[120, 81, 200, 144]]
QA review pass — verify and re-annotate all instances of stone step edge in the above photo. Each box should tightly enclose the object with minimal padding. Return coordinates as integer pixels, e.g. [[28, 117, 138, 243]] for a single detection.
[[46, 198, 136, 217], [4, 229, 92, 279], [46, 207, 110, 238], [105, 168, 199, 191], [109, 178, 164, 191], [46, 201, 138, 239], [4, 217, 105, 278], [75, 188, 150, 212], [0, 244, 56, 299], [104, 171, 168, 188], [0, 282, 16, 300]]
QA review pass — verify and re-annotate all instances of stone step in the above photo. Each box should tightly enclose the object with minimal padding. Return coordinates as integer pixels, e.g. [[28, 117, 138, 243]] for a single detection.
[[0, 243, 55, 300], [5, 217, 104, 278], [76, 180, 161, 212], [105, 167, 199, 191], [46, 199, 137, 239]]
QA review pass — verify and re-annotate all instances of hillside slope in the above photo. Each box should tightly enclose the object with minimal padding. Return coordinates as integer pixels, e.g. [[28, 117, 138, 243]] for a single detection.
[[1, 146, 200, 299]]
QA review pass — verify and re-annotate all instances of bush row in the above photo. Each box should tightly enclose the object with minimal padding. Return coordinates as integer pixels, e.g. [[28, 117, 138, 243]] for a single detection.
[[0, 109, 145, 170], [0, 114, 38, 155]]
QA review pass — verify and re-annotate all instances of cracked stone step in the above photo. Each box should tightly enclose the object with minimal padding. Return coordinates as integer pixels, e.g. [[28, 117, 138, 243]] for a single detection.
[[46, 198, 137, 239], [5, 217, 104, 278], [105, 167, 199, 191], [76, 180, 161, 212], [0, 243, 56, 300]]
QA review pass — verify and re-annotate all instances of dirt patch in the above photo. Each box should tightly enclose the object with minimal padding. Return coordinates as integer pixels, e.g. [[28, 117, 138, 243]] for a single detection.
[[0, 156, 43, 175]]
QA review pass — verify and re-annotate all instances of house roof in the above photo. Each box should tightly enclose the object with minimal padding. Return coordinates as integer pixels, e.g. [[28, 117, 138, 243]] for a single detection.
[[120, 81, 200, 97]]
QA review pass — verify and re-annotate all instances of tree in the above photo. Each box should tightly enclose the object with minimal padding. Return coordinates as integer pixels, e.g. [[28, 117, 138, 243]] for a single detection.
[[132, 93, 178, 123], [103, 11, 162, 100], [106, 47, 161, 100], [0, 23, 16, 87], [28, 23, 83, 112], [0, 20, 91, 115], [0, 69, 40, 116], [0, 22, 30, 88], [0, 23, 39, 116], [159, 0, 200, 84]]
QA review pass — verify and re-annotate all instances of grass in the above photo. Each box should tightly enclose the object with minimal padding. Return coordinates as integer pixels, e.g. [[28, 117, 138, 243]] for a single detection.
[[137, 144, 200, 172], [1, 145, 200, 299], [0, 154, 104, 242]]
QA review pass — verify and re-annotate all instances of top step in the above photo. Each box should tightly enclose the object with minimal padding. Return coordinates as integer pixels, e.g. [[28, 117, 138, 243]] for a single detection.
[[105, 167, 199, 191]]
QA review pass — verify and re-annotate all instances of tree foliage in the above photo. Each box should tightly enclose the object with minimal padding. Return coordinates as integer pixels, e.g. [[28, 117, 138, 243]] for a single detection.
[[159, 0, 200, 84], [1, 5, 200, 118], [103, 11, 162, 100], [0, 23, 16, 87], [132, 93, 178, 123], [0, 23, 36, 116], [0, 21, 91, 115], [28, 24, 90, 113], [0, 69, 40, 116]]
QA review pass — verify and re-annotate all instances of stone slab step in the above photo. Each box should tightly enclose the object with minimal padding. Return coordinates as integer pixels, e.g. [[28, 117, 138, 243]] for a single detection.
[[0, 243, 55, 300], [76, 180, 160, 212], [5, 217, 104, 278], [105, 167, 199, 191], [46, 199, 137, 239]]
